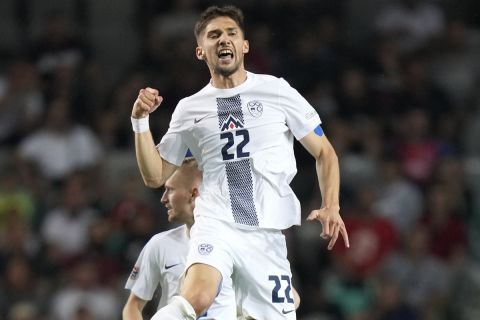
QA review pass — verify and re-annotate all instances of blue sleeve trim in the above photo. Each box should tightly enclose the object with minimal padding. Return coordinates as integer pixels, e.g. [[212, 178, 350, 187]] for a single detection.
[[314, 124, 324, 136]]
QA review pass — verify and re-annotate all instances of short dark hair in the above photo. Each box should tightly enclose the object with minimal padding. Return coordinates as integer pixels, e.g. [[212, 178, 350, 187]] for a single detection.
[[194, 5, 245, 40]]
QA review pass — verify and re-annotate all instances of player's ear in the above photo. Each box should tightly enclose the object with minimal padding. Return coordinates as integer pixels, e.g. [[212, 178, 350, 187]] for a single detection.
[[196, 46, 205, 60], [242, 40, 249, 54], [191, 188, 199, 200]]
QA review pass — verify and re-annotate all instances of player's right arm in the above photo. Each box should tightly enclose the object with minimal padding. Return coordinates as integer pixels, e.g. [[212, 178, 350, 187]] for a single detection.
[[122, 293, 147, 320], [132, 88, 178, 188]]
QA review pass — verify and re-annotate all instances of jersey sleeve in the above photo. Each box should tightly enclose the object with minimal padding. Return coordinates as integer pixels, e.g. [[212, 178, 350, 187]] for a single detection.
[[124, 238, 162, 301], [277, 78, 322, 140], [157, 104, 189, 166]]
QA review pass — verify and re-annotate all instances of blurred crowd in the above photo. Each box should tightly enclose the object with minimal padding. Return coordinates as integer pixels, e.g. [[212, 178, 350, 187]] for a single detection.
[[1, 0, 480, 319]]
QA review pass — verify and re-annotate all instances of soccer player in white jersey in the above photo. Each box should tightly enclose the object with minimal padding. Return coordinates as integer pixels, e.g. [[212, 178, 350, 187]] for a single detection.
[[130, 5, 349, 320], [122, 158, 237, 319]]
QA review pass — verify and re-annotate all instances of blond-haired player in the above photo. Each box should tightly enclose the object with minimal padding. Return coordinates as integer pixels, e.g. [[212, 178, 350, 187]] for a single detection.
[[123, 159, 236, 319]]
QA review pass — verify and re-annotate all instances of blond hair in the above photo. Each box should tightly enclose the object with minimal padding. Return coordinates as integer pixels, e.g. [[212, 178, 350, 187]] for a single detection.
[[171, 157, 202, 189]]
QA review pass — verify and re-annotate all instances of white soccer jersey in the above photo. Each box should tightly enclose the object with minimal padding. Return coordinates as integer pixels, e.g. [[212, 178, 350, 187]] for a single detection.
[[158, 72, 321, 230], [125, 225, 236, 319]]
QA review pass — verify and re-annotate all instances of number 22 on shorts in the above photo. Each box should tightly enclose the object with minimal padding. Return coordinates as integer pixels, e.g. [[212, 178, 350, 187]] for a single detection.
[[268, 275, 294, 303]]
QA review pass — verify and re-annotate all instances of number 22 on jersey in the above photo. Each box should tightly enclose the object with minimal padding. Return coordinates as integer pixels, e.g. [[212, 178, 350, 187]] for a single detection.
[[220, 129, 250, 160]]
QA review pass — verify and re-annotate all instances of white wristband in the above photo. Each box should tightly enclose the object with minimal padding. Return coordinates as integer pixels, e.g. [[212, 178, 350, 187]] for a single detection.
[[131, 116, 150, 133]]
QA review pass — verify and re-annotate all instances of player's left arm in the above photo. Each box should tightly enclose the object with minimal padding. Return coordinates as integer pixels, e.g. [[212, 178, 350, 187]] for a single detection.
[[299, 130, 349, 250]]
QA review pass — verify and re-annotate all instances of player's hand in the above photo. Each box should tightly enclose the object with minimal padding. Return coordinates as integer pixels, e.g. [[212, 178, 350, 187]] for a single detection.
[[307, 207, 349, 250], [132, 87, 163, 119]]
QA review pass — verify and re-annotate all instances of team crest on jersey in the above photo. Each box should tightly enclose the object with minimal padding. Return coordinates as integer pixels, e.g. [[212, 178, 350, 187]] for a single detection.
[[129, 266, 139, 280], [198, 243, 214, 255], [220, 114, 244, 131], [247, 100, 263, 118]]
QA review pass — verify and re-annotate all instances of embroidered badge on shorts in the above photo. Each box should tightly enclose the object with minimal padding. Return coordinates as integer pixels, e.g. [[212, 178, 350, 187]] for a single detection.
[[198, 243, 214, 255]]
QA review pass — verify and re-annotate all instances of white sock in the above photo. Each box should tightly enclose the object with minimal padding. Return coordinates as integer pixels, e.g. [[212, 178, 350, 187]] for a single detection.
[[151, 296, 196, 320]]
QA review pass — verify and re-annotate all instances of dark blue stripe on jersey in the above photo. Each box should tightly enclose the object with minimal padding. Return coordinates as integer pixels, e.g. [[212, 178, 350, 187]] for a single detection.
[[216, 95, 259, 226], [225, 159, 258, 226], [217, 94, 244, 128], [314, 124, 324, 136]]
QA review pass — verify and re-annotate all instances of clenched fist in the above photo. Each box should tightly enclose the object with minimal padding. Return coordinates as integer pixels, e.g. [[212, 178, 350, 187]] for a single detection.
[[132, 87, 163, 119]]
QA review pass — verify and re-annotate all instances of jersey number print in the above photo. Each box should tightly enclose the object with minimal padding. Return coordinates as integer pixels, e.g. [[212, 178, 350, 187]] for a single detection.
[[220, 129, 250, 160], [269, 275, 294, 303]]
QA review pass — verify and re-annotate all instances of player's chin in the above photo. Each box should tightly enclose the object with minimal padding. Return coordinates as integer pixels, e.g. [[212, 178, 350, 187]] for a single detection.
[[215, 66, 236, 77], [167, 212, 175, 222]]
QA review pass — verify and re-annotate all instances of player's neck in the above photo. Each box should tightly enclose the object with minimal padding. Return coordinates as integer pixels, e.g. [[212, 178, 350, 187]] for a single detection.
[[210, 69, 247, 89], [186, 224, 193, 238]]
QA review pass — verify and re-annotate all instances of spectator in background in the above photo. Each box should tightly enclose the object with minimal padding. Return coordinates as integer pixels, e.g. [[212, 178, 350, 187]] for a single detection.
[[433, 155, 471, 214], [394, 108, 441, 185], [396, 52, 451, 120], [148, 0, 198, 41], [321, 270, 375, 320], [374, 0, 445, 52], [369, 34, 403, 86], [431, 17, 480, 109], [335, 65, 377, 119], [373, 155, 423, 235], [0, 166, 37, 229], [282, 15, 342, 92], [49, 256, 120, 320], [373, 274, 419, 320], [0, 212, 39, 263], [40, 174, 98, 262], [381, 224, 450, 319], [17, 97, 103, 183], [305, 81, 338, 120], [0, 60, 44, 146], [29, 10, 90, 94], [0, 255, 45, 319], [108, 174, 159, 265], [421, 183, 467, 262], [335, 118, 382, 206], [447, 256, 480, 320], [333, 185, 397, 279]]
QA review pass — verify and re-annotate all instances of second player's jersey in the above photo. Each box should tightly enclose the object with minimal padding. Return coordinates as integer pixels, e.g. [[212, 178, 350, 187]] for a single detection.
[[158, 72, 321, 230], [125, 225, 236, 319]]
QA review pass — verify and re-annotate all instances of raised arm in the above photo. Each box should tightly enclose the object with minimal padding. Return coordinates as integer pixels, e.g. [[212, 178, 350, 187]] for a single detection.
[[299, 130, 349, 250], [132, 88, 178, 188], [122, 293, 147, 320]]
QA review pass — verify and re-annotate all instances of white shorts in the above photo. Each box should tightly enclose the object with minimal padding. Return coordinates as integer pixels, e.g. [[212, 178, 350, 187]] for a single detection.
[[187, 216, 296, 320]]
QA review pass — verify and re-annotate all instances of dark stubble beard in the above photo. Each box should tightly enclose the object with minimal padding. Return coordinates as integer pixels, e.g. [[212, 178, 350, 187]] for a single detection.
[[214, 59, 241, 77]]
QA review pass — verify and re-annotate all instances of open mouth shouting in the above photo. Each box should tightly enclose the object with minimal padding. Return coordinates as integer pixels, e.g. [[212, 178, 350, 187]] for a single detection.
[[218, 48, 234, 63]]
